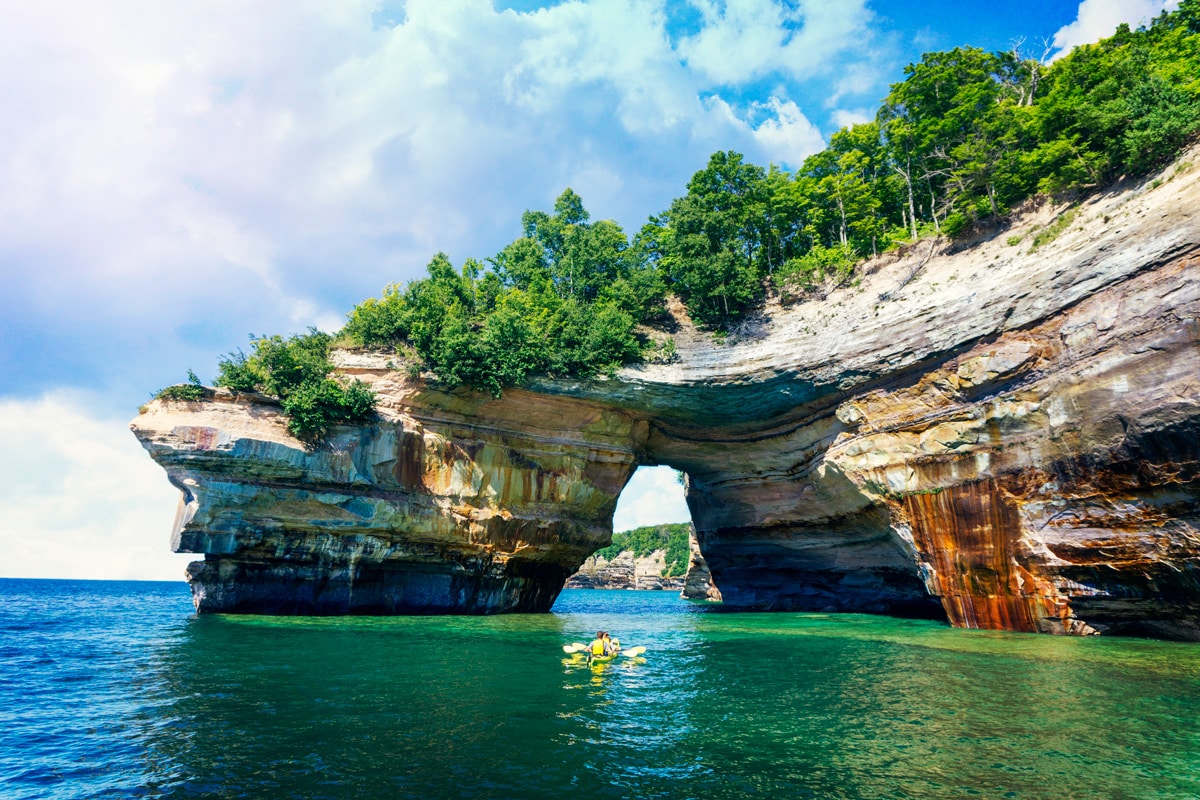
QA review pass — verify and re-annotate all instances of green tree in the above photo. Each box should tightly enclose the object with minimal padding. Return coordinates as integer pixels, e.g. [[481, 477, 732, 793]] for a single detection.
[[189, 2, 1200, 429], [215, 329, 376, 444], [662, 151, 769, 327]]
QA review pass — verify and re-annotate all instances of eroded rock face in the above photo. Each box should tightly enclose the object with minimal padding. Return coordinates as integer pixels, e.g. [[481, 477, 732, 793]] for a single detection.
[[682, 527, 722, 602], [133, 154, 1200, 637], [132, 384, 643, 614]]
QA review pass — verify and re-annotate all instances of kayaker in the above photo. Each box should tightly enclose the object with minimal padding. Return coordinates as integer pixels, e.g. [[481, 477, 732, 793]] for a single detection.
[[588, 632, 607, 658], [605, 632, 620, 653]]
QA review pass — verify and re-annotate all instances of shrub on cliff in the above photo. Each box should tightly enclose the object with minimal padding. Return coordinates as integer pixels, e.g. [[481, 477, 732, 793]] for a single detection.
[[215, 329, 375, 443], [154, 370, 205, 402]]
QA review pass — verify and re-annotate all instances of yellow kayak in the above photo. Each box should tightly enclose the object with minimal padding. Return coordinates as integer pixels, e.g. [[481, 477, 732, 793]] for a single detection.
[[562, 644, 647, 660]]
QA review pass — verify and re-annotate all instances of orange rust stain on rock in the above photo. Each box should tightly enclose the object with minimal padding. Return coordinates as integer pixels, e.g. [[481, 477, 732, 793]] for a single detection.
[[179, 426, 220, 451], [905, 479, 1055, 632], [392, 431, 426, 489]]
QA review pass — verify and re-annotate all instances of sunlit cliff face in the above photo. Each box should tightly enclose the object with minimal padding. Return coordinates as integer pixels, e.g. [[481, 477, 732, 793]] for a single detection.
[[134, 152, 1200, 639]]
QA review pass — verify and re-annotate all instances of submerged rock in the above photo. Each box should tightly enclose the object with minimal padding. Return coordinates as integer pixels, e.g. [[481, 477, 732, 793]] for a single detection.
[[133, 151, 1200, 638]]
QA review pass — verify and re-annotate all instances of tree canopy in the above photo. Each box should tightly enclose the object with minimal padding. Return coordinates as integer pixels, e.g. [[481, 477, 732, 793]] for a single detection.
[[163, 3, 1200, 440], [343, 189, 664, 397]]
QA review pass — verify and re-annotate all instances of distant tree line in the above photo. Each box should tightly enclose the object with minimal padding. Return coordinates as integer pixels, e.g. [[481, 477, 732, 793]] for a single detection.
[[593, 523, 692, 578], [154, 3, 1200, 440]]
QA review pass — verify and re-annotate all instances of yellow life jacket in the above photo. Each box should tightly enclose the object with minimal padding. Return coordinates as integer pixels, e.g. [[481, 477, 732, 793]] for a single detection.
[[590, 639, 606, 656]]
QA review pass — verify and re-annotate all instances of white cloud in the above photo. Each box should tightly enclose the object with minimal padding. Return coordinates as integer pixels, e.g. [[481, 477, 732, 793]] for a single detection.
[[696, 95, 825, 169], [612, 465, 692, 531], [1052, 0, 1180, 55], [0, 0, 866, 411], [746, 97, 825, 168], [0, 393, 191, 581], [831, 108, 873, 130], [679, 0, 874, 85]]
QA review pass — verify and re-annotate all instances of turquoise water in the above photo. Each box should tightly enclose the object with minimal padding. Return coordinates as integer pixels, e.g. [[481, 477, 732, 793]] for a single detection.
[[2, 580, 1200, 798]]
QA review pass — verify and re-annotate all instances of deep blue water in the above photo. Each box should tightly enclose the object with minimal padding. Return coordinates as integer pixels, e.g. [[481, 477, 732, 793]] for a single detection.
[[2, 578, 1199, 799]]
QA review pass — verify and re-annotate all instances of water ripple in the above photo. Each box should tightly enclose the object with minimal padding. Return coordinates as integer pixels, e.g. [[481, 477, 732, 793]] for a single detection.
[[3, 582, 1200, 799]]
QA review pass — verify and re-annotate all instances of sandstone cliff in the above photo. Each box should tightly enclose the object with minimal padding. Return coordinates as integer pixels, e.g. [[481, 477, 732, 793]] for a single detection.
[[564, 549, 685, 591], [564, 526, 717, 593], [132, 385, 644, 613], [682, 527, 722, 602], [133, 150, 1200, 638]]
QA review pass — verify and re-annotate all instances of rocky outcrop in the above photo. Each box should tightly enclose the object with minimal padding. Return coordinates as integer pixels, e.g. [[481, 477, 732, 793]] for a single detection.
[[133, 151, 1200, 637], [682, 526, 722, 602], [565, 549, 685, 591], [132, 385, 644, 614]]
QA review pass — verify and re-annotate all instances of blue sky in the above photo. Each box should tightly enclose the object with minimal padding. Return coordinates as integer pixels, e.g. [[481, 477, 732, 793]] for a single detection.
[[0, 0, 1179, 579]]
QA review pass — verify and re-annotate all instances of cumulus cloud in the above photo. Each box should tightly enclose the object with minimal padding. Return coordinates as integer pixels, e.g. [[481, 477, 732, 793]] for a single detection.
[[0, 0, 894, 414], [744, 97, 826, 169], [831, 108, 874, 130], [679, 0, 874, 85], [613, 466, 692, 532], [1052, 0, 1181, 55], [0, 393, 192, 580]]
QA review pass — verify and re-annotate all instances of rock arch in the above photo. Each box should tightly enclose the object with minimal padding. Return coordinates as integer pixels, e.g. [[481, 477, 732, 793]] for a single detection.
[[133, 167, 1200, 638]]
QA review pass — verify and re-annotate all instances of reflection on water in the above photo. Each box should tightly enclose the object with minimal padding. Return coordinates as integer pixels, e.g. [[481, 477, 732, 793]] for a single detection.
[[3, 582, 1200, 799], [139, 592, 712, 799]]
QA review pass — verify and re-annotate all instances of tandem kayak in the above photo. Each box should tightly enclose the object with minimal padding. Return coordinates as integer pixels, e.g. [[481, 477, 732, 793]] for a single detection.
[[562, 645, 647, 662]]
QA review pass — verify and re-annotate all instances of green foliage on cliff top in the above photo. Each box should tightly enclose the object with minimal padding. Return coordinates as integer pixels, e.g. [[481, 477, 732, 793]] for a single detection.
[[643, 3, 1200, 326], [174, 3, 1200, 432], [343, 189, 664, 396], [346, 2, 1200, 355], [215, 329, 375, 444], [154, 369, 205, 402], [594, 522, 692, 578]]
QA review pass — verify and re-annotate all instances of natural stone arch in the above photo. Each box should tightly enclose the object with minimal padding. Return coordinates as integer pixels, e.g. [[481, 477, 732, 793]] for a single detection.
[[639, 414, 945, 620], [133, 168, 1200, 638]]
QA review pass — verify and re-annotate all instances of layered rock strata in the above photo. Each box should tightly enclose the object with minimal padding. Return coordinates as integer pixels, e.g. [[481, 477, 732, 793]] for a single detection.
[[134, 153, 1200, 637], [132, 385, 643, 614]]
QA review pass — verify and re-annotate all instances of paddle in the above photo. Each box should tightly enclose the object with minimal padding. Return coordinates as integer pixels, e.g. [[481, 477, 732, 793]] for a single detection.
[[563, 643, 646, 658]]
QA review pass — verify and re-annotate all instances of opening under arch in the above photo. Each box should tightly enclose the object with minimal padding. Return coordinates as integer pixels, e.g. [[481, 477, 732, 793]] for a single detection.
[[559, 465, 721, 600]]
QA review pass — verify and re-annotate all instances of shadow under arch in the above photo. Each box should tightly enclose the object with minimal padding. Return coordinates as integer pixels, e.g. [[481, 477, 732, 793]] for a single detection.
[[620, 445, 947, 622]]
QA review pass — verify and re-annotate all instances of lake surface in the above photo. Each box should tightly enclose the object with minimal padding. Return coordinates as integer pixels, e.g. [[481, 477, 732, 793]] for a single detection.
[[2, 579, 1199, 799]]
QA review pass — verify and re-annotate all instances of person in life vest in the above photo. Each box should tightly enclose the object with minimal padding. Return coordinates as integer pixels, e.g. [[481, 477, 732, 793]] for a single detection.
[[588, 632, 608, 658], [605, 632, 620, 653]]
